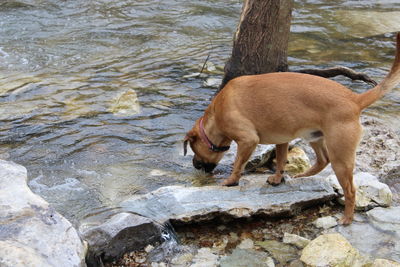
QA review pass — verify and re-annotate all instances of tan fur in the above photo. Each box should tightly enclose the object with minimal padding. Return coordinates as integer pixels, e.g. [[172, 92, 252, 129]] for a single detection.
[[185, 33, 400, 225]]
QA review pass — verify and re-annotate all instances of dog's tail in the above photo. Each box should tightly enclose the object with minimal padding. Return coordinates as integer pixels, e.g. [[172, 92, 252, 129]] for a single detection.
[[356, 33, 400, 110]]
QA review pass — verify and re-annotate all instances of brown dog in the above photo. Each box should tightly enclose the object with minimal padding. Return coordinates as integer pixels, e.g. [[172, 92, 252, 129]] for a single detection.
[[184, 33, 400, 225]]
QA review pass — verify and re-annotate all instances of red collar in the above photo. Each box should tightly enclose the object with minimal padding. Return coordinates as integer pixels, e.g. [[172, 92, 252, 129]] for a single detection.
[[199, 118, 230, 153]]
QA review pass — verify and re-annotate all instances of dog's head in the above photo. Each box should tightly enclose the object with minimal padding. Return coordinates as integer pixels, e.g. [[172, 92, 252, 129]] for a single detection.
[[183, 121, 225, 173]]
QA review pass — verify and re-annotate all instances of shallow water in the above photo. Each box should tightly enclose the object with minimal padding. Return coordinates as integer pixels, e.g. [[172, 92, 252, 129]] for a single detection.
[[0, 0, 399, 224]]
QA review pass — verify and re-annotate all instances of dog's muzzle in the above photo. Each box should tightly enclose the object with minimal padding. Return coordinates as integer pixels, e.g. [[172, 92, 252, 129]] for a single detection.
[[193, 158, 216, 173]]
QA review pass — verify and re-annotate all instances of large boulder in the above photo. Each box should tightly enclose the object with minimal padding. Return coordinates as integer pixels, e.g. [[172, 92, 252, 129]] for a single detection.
[[120, 174, 336, 223], [0, 160, 86, 267]]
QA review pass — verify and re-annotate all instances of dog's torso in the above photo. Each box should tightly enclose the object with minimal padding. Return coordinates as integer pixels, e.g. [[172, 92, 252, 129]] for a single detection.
[[210, 72, 360, 144]]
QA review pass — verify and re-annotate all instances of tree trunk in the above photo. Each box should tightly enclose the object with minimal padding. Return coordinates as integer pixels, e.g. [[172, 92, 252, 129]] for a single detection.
[[219, 0, 293, 91]]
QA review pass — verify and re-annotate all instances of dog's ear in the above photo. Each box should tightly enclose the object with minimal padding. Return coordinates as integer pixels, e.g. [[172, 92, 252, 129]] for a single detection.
[[183, 131, 196, 156]]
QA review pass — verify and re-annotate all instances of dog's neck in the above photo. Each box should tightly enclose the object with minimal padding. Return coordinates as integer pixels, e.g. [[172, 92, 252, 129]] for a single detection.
[[201, 111, 231, 148]]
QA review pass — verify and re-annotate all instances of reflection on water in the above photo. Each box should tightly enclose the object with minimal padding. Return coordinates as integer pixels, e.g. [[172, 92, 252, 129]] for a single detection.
[[0, 0, 399, 224]]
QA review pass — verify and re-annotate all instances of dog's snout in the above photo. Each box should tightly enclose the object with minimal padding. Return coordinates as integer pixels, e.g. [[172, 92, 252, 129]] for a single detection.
[[192, 158, 216, 173], [203, 163, 216, 173], [193, 158, 203, 170]]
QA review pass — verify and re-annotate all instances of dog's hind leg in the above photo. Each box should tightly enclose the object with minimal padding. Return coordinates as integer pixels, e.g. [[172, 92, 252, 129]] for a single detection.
[[267, 143, 289, 185], [294, 138, 329, 178], [324, 122, 362, 225]]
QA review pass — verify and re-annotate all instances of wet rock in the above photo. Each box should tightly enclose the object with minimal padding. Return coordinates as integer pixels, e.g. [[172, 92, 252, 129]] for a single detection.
[[203, 77, 222, 88], [108, 89, 140, 116], [0, 160, 86, 267], [300, 233, 370, 267], [220, 248, 273, 267], [170, 252, 194, 266], [313, 216, 337, 229], [283, 233, 310, 249], [190, 247, 219, 267], [120, 174, 336, 224], [256, 240, 298, 265], [147, 238, 194, 264], [327, 172, 392, 210], [79, 212, 162, 265]]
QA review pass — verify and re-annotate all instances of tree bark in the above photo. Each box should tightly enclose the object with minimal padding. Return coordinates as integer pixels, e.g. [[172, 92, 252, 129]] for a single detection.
[[219, 0, 293, 91]]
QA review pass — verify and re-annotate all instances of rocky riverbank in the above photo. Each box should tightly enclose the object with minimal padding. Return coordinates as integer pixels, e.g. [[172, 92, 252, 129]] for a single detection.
[[1, 118, 399, 267]]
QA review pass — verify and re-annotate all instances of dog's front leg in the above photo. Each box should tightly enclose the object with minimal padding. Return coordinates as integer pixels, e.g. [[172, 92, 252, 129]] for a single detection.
[[267, 143, 289, 185], [222, 139, 258, 186]]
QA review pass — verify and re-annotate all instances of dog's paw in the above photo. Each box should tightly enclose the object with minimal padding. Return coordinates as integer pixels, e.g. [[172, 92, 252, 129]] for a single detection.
[[267, 174, 283, 186], [338, 216, 353, 225], [221, 178, 239, 187]]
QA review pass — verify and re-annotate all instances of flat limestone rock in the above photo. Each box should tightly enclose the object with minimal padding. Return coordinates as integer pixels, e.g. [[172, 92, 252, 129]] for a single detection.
[[120, 174, 336, 224]]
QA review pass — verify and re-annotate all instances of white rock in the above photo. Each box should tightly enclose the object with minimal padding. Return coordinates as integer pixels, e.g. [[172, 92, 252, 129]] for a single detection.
[[313, 216, 338, 229], [0, 160, 86, 267], [282, 233, 310, 248], [372, 259, 400, 267], [203, 78, 222, 88], [265, 257, 275, 267], [145, 244, 155, 253], [300, 233, 368, 267], [237, 238, 254, 249]]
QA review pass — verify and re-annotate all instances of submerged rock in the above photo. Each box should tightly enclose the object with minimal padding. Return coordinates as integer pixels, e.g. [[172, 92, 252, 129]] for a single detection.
[[0, 160, 86, 267], [120, 174, 336, 224], [108, 89, 140, 116], [334, 10, 400, 38]]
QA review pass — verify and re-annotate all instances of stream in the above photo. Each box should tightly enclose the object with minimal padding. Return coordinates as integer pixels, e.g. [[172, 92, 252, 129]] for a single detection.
[[0, 0, 399, 225]]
